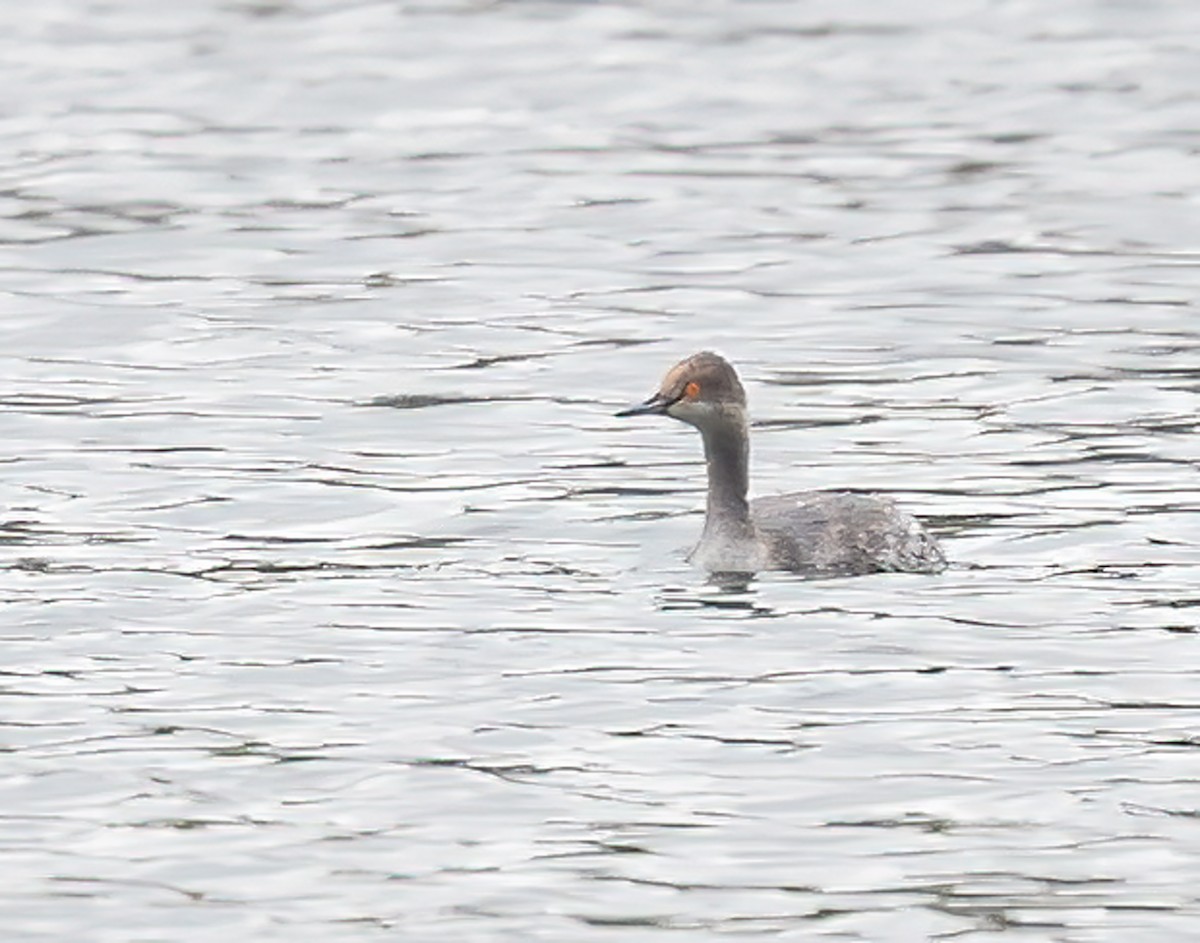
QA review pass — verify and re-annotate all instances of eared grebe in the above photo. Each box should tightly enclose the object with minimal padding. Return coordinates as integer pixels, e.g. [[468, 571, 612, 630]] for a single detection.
[[617, 351, 946, 576]]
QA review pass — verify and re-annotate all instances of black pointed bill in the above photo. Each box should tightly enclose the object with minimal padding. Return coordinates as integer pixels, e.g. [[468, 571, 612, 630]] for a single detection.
[[615, 391, 678, 418]]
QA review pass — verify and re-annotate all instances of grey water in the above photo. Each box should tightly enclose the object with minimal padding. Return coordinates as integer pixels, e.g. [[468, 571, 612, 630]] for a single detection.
[[3, 1, 1200, 940]]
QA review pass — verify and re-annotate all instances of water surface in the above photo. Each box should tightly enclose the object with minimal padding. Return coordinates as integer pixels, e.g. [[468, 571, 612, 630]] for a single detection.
[[3, 1, 1200, 940]]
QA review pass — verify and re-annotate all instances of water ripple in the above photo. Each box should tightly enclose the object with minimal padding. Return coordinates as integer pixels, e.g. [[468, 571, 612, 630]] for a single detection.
[[3, 0, 1200, 941]]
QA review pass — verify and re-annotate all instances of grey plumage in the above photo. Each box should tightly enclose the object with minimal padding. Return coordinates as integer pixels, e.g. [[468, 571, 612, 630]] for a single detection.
[[618, 351, 946, 576]]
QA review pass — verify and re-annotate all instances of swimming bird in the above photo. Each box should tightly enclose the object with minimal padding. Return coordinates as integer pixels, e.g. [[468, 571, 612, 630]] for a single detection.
[[616, 351, 946, 575]]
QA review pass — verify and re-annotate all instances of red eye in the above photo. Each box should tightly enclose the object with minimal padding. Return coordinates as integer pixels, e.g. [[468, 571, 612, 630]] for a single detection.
[[684, 381, 701, 399]]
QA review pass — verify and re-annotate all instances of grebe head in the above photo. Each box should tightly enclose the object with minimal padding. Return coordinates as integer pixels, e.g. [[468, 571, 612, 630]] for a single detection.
[[616, 351, 747, 431]]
